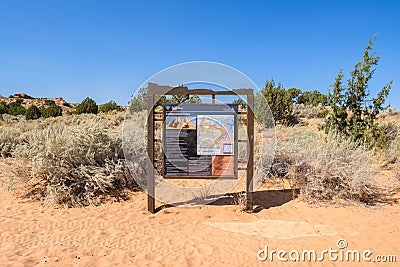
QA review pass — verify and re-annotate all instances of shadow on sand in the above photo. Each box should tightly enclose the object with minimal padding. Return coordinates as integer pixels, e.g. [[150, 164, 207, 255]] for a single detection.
[[156, 189, 297, 213], [211, 189, 298, 213]]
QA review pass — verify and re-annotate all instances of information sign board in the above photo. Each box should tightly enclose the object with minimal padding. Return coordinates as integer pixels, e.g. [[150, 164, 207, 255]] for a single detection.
[[163, 104, 238, 178]]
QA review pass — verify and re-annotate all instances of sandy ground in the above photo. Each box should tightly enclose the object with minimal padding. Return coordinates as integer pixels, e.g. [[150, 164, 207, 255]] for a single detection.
[[1, 177, 399, 267]]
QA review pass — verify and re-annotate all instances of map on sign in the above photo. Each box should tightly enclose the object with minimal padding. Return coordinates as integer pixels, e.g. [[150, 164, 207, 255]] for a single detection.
[[197, 115, 235, 155]]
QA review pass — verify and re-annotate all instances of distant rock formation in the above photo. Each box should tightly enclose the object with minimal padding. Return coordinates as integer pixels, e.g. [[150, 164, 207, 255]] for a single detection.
[[12, 93, 34, 99], [4, 93, 76, 110], [54, 97, 66, 105]]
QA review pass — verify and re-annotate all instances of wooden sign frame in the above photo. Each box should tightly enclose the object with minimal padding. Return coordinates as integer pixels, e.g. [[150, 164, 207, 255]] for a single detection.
[[147, 82, 254, 213]]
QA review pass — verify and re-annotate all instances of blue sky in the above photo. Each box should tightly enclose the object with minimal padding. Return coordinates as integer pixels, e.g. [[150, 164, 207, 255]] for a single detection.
[[0, 0, 399, 107]]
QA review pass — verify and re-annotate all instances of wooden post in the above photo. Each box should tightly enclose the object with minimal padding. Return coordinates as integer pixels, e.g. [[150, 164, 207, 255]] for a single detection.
[[246, 92, 254, 210], [147, 89, 156, 213]]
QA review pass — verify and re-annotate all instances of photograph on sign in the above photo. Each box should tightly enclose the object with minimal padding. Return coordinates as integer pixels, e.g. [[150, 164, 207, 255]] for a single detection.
[[165, 116, 197, 130]]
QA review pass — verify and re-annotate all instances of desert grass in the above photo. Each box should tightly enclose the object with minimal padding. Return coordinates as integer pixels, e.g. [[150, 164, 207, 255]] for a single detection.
[[293, 104, 329, 119], [395, 165, 400, 180], [377, 107, 400, 120], [233, 192, 247, 210], [389, 133, 400, 185], [385, 133, 400, 164], [121, 111, 147, 187], [1, 112, 137, 206], [0, 126, 23, 157], [1, 109, 399, 208], [268, 129, 393, 205]]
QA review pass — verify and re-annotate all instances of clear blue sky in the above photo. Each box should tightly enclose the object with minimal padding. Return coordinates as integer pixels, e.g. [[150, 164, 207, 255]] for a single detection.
[[1, 0, 399, 107]]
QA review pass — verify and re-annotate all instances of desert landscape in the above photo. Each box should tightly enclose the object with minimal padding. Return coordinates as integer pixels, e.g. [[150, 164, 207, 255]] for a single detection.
[[1, 92, 399, 266], [1, 1, 400, 266]]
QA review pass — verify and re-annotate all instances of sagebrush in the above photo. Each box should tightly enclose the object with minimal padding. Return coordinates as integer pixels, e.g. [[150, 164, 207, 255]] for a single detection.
[[0, 126, 23, 157], [269, 130, 391, 205], [8, 113, 136, 206]]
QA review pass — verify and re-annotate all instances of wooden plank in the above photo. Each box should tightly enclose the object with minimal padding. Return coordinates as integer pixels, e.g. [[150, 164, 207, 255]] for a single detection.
[[234, 109, 238, 178], [148, 82, 253, 96], [164, 175, 237, 180], [147, 86, 156, 214], [246, 93, 254, 211]]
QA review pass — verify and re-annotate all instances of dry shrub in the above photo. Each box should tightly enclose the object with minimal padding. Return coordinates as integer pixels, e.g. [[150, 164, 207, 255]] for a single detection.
[[294, 104, 329, 119], [269, 131, 392, 205], [0, 126, 24, 157], [121, 111, 147, 186], [1, 111, 125, 129], [12, 117, 135, 206], [374, 122, 399, 150], [384, 133, 400, 165], [389, 135, 400, 184], [395, 165, 400, 180], [0, 111, 126, 153], [233, 192, 247, 210], [393, 157, 400, 193], [0, 113, 24, 124], [377, 107, 400, 119]]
